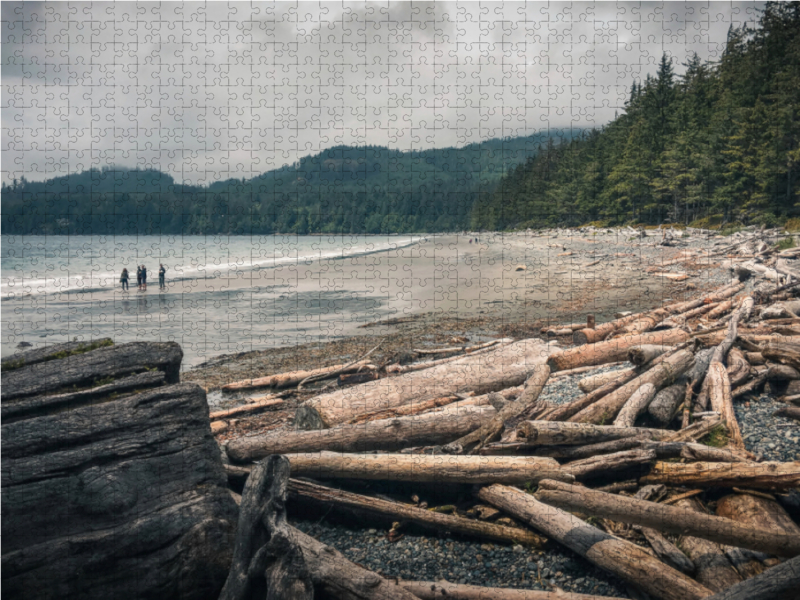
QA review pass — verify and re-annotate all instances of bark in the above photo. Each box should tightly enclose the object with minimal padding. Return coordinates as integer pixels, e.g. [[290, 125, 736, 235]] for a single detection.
[[549, 329, 690, 371], [400, 580, 625, 600], [627, 345, 672, 367], [673, 499, 742, 593], [283, 451, 574, 485], [725, 348, 751, 387], [647, 383, 686, 426], [515, 421, 665, 446], [562, 449, 657, 479], [449, 364, 550, 453], [2, 341, 183, 400], [569, 350, 694, 424], [1, 370, 166, 424], [641, 461, 800, 490], [297, 339, 553, 429], [226, 405, 495, 462], [219, 455, 418, 600], [535, 480, 800, 557], [774, 406, 800, 421], [613, 383, 657, 427], [210, 397, 285, 421], [287, 478, 545, 547], [475, 484, 713, 600], [700, 554, 800, 600], [706, 362, 745, 450], [221, 360, 376, 391], [578, 368, 637, 393]]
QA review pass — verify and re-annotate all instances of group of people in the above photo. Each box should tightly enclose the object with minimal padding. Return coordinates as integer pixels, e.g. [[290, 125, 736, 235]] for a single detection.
[[120, 264, 166, 291]]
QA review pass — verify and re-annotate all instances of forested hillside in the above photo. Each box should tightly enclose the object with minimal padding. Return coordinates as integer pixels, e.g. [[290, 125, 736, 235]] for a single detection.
[[1, 132, 574, 235], [472, 2, 800, 231]]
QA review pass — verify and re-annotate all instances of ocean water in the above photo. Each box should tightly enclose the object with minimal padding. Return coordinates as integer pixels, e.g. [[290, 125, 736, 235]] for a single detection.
[[1, 234, 424, 367]]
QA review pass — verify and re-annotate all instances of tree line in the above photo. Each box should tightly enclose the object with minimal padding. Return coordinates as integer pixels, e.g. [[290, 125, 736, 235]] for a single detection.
[[471, 2, 800, 231]]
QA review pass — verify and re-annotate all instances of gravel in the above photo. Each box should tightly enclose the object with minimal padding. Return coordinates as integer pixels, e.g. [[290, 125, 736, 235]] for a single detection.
[[736, 393, 800, 462], [292, 520, 631, 598]]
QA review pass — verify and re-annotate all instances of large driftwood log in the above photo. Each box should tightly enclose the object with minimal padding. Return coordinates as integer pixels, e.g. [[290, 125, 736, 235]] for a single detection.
[[562, 449, 657, 479], [613, 383, 657, 427], [578, 367, 637, 393], [569, 349, 694, 424], [535, 480, 800, 556], [700, 554, 800, 600], [287, 479, 545, 547], [528, 437, 646, 460], [222, 360, 376, 391], [449, 364, 550, 453], [283, 452, 574, 485], [572, 312, 643, 345], [706, 362, 745, 449], [297, 339, 553, 429], [647, 383, 685, 426], [641, 461, 800, 490], [627, 345, 672, 366], [2, 341, 183, 400], [515, 421, 665, 446], [3, 377, 237, 600], [673, 498, 742, 593], [476, 484, 713, 600], [400, 580, 626, 600], [541, 367, 642, 422], [548, 329, 690, 372], [219, 455, 418, 600], [226, 405, 495, 462], [678, 444, 754, 463]]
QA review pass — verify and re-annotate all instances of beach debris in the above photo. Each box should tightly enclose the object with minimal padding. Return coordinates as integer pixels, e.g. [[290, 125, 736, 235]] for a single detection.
[[221, 359, 377, 392]]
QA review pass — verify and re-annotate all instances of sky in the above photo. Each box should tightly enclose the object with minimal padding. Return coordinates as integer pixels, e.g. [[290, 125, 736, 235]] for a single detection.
[[2, 1, 765, 186]]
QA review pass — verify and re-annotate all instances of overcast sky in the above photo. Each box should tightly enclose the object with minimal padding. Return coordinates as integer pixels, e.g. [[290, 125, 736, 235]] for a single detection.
[[2, 1, 764, 186]]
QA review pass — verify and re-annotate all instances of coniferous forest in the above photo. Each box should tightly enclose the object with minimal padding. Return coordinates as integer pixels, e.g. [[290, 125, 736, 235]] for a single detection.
[[472, 2, 800, 231], [2, 3, 798, 236]]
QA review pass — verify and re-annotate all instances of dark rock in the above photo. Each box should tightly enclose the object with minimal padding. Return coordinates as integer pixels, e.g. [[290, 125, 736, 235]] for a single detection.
[[2, 342, 237, 600]]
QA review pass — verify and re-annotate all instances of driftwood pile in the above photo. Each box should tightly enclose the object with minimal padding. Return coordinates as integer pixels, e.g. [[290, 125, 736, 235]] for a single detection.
[[220, 239, 800, 600]]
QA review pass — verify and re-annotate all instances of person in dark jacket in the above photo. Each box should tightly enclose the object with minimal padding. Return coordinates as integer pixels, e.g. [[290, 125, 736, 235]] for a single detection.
[[141, 265, 147, 290], [120, 268, 129, 291], [136, 266, 142, 290], [159, 264, 166, 289]]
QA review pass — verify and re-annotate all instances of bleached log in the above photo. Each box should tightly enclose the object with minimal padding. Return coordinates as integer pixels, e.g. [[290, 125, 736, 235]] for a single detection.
[[707, 362, 745, 449], [542, 368, 641, 422], [613, 383, 657, 427], [476, 484, 713, 600], [210, 397, 284, 421], [578, 368, 637, 393]]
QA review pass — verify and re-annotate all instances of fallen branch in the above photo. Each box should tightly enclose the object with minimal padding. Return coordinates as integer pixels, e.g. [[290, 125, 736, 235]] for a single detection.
[[222, 360, 376, 392], [210, 396, 284, 421], [400, 580, 625, 600]]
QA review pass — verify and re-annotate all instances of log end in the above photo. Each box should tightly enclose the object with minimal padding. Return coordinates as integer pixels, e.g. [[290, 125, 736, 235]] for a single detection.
[[294, 404, 329, 430], [572, 329, 591, 346]]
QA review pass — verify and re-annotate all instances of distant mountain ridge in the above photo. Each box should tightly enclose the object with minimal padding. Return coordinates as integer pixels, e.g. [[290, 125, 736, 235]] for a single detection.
[[1, 130, 580, 235]]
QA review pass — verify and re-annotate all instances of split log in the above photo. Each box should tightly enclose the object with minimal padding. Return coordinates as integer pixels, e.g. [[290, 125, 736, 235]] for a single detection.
[[221, 360, 375, 392], [297, 339, 553, 429], [627, 345, 672, 367], [449, 364, 550, 453], [700, 554, 800, 600], [647, 383, 685, 426], [641, 461, 800, 490], [613, 383, 657, 427], [535, 480, 800, 556], [725, 348, 751, 387], [476, 484, 713, 600], [774, 405, 800, 421], [569, 349, 694, 424], [707, 362, 745, 449], [515, 421, 666, 446], [578, 368, 637, 393], [673, 498, 742, 593], [562, 449, 657, 479], [225, 405, 496, 462], [283, 451, 574, 485], [2, 341, 183, 400], [210, 397, 284, 421], [218, 455, 418, 600], [400, 580, 625, 600], [552, 329, 690, 370], [287, 479, 545, 547]]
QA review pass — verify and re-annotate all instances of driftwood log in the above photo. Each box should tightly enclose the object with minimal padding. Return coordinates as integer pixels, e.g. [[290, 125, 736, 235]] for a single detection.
[[400, 580, 625, 599], [707, 362, 745, 449], [561, 448, 657, 479], [2, 341, 237, 600], [515, 421, 665, 446], [476, 484, 713, 600], [701, 554, 800, 600], [613, 382, 657, 427], [641, 461, 800, 490], [578, 367, 637, 393], [218, 455, 418, 600], [296, 339, 553, 429], [647, 383, 686, 426], [535, 480, 800, 556], [221, 360, 376, 392]]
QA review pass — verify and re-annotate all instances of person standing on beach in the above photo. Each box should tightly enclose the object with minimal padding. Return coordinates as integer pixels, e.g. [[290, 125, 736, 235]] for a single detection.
[[120, 268, 129, 291], [136, 266, 142, 290], [158, 264, 166, 289], [141, 265, 148, 290]]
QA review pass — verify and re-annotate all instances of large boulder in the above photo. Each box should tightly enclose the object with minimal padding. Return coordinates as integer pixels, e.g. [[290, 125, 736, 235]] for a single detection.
[[2, 341, 237, 600]]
